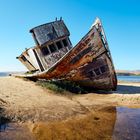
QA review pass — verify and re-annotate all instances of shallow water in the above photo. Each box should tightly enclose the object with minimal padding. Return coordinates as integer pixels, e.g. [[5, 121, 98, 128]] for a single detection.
[[113, 107, 140, 140], [0, 72, 9, 77], [117, 75, 140, 82], [0, 123, 34, 140], [0, 107, 140, 140]]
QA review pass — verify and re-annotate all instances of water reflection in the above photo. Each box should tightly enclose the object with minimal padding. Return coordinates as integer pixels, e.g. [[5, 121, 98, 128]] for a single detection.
[[0, 123, 35, 140], [31, 106, 117, 140], [0, 123, 8, 132], [1, 106, 140, 140], [0, 116, 10, 132], [113, 107, 140, 140]]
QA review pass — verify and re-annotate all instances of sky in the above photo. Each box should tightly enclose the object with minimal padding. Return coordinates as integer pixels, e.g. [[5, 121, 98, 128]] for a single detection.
[[0, 0, 140, 72]]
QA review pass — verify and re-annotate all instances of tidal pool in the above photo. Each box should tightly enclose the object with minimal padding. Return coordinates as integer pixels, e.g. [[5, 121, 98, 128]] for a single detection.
[[113, 107, 140, 140], [0, 123, 34, 140], [0, 106, 140, 140]]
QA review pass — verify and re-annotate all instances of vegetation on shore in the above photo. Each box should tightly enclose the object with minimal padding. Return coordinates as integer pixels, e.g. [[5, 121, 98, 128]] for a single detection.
[[36, 80, 87, 94]]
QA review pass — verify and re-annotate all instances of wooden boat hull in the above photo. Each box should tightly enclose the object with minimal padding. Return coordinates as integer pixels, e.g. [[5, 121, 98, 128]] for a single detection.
[[17, 19, 117, 90]]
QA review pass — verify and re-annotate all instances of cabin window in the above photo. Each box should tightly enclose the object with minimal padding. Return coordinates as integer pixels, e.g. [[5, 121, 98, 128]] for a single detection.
[[94, 68, 101, 75], [41, 47, 50, 56], [100, 65, 108, 73], [56, 41, 63, 49], [21, 56, 27, 62], [49, 44, 57, 53], [62, 39, 68, 47], [88, 71, 95, 77]]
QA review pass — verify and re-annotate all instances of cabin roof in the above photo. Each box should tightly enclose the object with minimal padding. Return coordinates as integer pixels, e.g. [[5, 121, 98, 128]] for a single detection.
[[30, 20, 70, 46]]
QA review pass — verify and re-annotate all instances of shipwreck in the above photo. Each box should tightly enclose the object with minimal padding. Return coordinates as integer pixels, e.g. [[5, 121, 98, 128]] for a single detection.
[[17, 18, 117, 90]]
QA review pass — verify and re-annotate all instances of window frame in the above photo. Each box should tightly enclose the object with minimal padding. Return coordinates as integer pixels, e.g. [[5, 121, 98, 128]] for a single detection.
[[56, 41, 63, 50], [49, 43, 57, 53], [62, 39, 68, 47], [40, 46, 50, 56]]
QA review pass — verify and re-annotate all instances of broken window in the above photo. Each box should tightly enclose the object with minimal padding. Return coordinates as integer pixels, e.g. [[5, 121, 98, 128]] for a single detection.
[[100, 65, 108, 73], [56, 41, 63, 49], [62, 39, 68, 47], [49, 44, 57, 53], [94, 68, 101, 75], [41, 47, 50, 56], [88, 71, 95, 77]]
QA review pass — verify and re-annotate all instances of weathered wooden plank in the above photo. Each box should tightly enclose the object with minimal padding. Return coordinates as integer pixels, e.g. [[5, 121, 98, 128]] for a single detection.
[[16, 18, 117, 90]]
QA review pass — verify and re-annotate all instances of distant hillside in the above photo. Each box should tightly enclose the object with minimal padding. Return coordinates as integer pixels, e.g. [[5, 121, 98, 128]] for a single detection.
[[116, 70, 140, 76]]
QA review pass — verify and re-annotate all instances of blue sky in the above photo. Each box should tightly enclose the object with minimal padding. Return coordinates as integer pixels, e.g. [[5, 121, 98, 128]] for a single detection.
[[0, 0, 140, 71]]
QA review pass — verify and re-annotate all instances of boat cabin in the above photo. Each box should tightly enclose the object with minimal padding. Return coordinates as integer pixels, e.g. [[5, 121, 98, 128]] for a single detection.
[[17, 19, 73, 72], [30, 19, 73, 70]]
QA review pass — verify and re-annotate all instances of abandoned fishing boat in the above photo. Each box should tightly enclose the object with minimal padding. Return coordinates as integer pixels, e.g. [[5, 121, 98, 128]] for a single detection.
[[17, 18, 117, 90]]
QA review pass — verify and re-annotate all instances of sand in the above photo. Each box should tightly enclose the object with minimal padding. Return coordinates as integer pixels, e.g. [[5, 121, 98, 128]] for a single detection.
[[0, 76, 140, 139], [0, 76, 140, 123], [0, 77, 86, 122]]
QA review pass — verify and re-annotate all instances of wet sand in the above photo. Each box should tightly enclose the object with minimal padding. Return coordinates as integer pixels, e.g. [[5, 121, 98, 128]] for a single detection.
[[0, 77, 140, 139]]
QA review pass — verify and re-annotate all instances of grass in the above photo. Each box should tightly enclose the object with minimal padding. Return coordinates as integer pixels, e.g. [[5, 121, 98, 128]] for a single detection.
[[37, 81, 65, 93], [37, 80, 87, 95], [36, 80, 111, 95]]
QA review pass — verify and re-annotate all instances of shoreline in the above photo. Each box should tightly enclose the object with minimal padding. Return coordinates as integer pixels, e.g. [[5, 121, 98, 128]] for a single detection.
[[0, 76, 140, 139], [0, 76, 140, 122]]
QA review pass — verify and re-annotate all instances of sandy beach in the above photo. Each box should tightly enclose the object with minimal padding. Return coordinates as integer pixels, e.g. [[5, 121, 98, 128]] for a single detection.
[[0, 77, 140, 139]]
